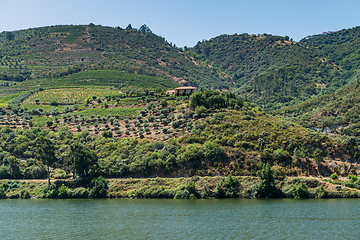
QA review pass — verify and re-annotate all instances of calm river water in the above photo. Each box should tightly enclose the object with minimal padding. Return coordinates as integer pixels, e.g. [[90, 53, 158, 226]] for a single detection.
[[1, 198, 360, 239]]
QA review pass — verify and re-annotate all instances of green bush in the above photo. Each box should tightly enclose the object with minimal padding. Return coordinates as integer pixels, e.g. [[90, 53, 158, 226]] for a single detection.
[[68, 187, 89, 198], [292, 182, 309, 199], [255, 163, 278, 198], [315, 186, 328, 199], [172, 121, 179, 128], [330, 173, 338, 180], [89, 176, 108, 198], [58, 184, 69, 198], [348, 175, 358, 182], [43, 184, 58, 198], [216, 176, 240, 198], [174, 189, 190, 199], [20, 190, 31, 199], [0, 185, 6, 199], [185, 181, 199, 198]]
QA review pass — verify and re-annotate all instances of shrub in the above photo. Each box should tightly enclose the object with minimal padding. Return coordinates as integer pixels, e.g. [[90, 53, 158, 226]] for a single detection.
[[140, 110, 147, 116], [43, 184, 58, 198], [0, 185, 6, 199], [149, 115, 155, 122], [174, 190, 190, 199], [69, 187, 89, 198], [315, 186, 328, 199], [255, 163, 278, 198], [162, 127, 168, 134], [195, 106, 207, 116], [89, 177, 108, 198], [172, 121, 179, 128], [185, 181, 199, 198], [102, 131, 113, 138], [50, 100, 58, 106], [330, 173, 338, 180], [58, 184, 69, 198], [215, 176, 240, 198], [20, 190, 30, 199], [292, 182, 309, 199], [348, 175, 358, 182]]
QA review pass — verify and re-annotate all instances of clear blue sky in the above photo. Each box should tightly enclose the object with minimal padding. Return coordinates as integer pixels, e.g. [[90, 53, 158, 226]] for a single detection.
[[1, 0, 360, 47]]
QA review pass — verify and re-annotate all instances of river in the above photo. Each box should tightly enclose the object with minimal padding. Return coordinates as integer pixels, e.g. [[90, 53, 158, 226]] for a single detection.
[[1, 198, 360, 239]]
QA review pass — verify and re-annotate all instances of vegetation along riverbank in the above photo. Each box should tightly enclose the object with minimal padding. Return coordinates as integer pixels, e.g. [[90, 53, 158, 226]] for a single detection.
[[1, 169, 360, 200]]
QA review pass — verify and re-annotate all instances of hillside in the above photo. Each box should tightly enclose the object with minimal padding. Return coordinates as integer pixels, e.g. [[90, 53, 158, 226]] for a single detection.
[[300, 26, 360, 73], [187, 34, 353, 109], [275, 76, 360, 136], [0, 24, 225, 95], [1, 24, 360, 184], [0, 88, 358, 182], [1, 24, 360, 110]]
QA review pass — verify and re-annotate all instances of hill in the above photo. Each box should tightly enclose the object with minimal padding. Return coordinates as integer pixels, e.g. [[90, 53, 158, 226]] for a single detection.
[[2, 24, 360, 110], [0, 88, 358, 181], [0, 24, 226, 96], [300, 26, 360, 73], [187, 33, 353, 109], [1, 24, 360, 184]]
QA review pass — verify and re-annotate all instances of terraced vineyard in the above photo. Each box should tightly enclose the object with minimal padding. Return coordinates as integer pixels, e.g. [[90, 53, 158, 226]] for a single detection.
[[0, 87, 196, 141]]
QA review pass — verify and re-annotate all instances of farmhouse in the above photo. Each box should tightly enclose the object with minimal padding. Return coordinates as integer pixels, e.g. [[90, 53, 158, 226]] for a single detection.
[[166, 86, 197, 95]]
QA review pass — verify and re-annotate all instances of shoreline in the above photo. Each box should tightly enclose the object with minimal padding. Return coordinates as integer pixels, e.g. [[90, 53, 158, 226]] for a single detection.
[[1, 176, 360, 199]]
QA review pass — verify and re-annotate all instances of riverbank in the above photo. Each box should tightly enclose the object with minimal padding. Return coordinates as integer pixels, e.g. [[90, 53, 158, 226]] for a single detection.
[[1, 176, 360, 199]]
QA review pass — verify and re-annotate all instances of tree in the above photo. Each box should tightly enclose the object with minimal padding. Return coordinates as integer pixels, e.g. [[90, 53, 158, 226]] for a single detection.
[[7, 156, 21, 178], [46, 120, 53, 128], [313, 148, 323, 166], [292, 182, 309, 199], [35, 136, 57, 184], [126, 24, 132, 30], [5, 32, 14, 41], [67, 141, 99, 179], [89, 176, 108, 198], [255, 163, 278, 198], [139, 24, 152, 33]]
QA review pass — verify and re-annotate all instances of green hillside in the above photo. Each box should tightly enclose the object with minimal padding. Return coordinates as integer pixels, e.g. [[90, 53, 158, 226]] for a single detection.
[[2, 24, 360, 109], [1, 24, 360, 187], [187, 34, 352, 109], [300, 26, 360, 72], [0, 24, 224, 93]]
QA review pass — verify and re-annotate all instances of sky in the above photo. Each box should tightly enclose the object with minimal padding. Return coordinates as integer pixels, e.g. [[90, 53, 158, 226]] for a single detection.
[[1, 0, 360, 47]]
